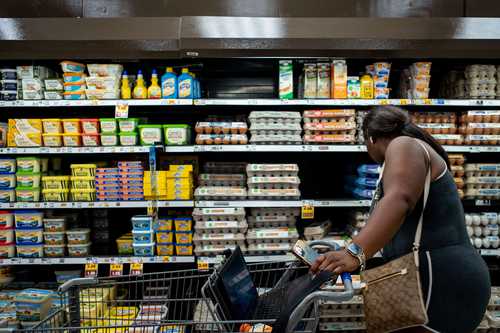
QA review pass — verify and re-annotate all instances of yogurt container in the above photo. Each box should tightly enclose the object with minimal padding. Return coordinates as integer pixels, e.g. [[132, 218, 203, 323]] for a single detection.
[[15, 288, 53, 321], [15, 187, 40, 202], [66, 228, 90, 245], [15, 211, 43, 229], [174, 218, 192, 232], [44, 244, 65, 257], [80, 119, 100, 135], [41, 119, 62, 134], [60, 61, 85, 73], [131, 215, 153, 231], [175, 232, 193, 244], [156, 232, 173, 244], [118, 118, 140, 132], [0, 243, 14, 258], [176, 244, 193, 256], [43, 218, 66, 232], [63, 134, 81, 147], [42, 134, 62, 147], [43, 232, 65, 245], [116, 236, 133, 255], [16, 173, 41, 188], [0, 211, 13, 229], [133, 242, 155, 256], [155, 218, 173, 231], [15, 228, 43, 244], [119, 132, 138, 146], [99, 119, 117, 134], [0, 173, 15, 188], [62, 119, 81, 134], [132, 230, 154, 244], [67, 243, 91, 257], [138, 125, 163, 145], [0, 189, 15, 203], [16, 157, 40, 173], [0, 228, 14, 244], [156, 243, 174, 256], [100, 134, 118, 146], [0, 159, 15, 173], [82, 134, 100, 146]]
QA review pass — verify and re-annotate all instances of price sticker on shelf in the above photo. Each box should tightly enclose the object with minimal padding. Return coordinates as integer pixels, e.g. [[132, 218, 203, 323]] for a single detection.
[[197, 259, 209, 271], [476, 199, 492, 206], [85, 263, 98, 278], [109, 264, 124, 277], [301, 201, 315, 219], [115, 103, 129, 119], [130, 262, 143, 276]]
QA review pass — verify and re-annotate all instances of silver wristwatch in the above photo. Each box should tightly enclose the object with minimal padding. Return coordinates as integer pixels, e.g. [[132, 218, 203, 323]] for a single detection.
[[346, 242, 366, 271]]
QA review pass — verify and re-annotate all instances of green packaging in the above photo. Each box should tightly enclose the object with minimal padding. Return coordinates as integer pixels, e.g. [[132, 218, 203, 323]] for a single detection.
[[279, 60, 293, 100], [138, 125, 163, 146], [163, 125, 191, 146]]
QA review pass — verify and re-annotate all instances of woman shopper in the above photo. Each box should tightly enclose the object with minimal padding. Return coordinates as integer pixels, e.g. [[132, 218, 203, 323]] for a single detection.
[[311, 106, 491, 333]]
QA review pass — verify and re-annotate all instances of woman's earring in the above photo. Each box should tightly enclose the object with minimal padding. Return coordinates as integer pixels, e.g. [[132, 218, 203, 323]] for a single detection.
[[369, 137, 374, 144]]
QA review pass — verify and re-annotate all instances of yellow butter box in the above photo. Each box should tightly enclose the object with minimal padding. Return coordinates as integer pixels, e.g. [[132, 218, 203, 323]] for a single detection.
[[8, 132, 42, 147], [8, 119, 42, 134]]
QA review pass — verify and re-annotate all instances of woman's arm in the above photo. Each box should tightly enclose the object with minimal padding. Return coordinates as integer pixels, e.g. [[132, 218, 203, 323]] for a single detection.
[[311, 137, 429, 273]]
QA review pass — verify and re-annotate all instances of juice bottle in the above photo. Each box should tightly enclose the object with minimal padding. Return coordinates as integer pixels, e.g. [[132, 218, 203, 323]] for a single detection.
[[360, 74, 374, 99], [147, 69, 162, 99], [191, 73, 200, 98], [120, 71, 131, 99], [178, 68, 193, 99], [133, 70, 147, 99], [161, 67, 178, 99]]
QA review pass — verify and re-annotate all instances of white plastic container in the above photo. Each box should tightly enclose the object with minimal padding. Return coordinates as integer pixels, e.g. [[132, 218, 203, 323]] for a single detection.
[[133, 242, 155, 256], [43, 232, 65, 245], [66, 228, 90, 245], [0, 211, 13, 229], [43, 218, 66, 232], [0, 228, 14, 244], [44, 244, 65, 257], [0, 174, 15, 188], [132, 230, 154, 244], [16, 244, 43, 258], [67, 243, 91, 257], [15, 228, 43, 245], [0, 243, 15, 257]]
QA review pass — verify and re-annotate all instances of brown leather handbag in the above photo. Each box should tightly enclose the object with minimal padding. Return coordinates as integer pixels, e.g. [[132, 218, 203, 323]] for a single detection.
[[361, 152, 431, 333]]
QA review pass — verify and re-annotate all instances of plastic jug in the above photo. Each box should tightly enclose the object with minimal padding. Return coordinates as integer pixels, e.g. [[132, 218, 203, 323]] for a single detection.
[[121, 71, 131, 99], [148, 69, 162, 99], [133, 70, 147, 99], [178, 68, 193, 99], [161, 67, 178, 99]]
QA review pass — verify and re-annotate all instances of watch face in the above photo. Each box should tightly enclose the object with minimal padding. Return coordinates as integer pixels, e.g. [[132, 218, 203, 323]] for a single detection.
[[348, 243, 362, 255]]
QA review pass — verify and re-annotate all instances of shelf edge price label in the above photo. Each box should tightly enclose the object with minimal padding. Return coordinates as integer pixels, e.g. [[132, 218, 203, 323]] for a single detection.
[[301, 200, 315, 219], [197, 259, 209, 271], [85, 263, 98, 278], [476, 199, 492, 206], [115, 103, 129, 119], [109, 263, 124, 277], [130, 262, 143, 276]]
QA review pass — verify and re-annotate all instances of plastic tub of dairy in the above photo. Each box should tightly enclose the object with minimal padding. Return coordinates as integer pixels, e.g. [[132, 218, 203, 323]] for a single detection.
[[0, 174, 15, 188], [174, 218, 192, 232], [119, 132, 138, 146], [155, 232, 173, 244], [16, 157, 40, 173], [138, 125, 163, 145], [163, 124, 191, 146], [156, 243, 174, 256], [15, 187, 40, 202], [16, 244, 43, 258], [41, 119, 62, 134], [116, 236, 133, 255], [131, 215, 153, 231], [100, 134, 118, 146], [15, 288, 53, 322], [16, 172, 41, 188], [0, 243, 14, 257], [70, 189, 96, 201], [0, 211, 13, 229], [60, 61, 85, 73], [80, 119, 100, 134], [15, 228, 43, 244], [66, 228, 90, 245], [155, 218, 173, 231], [176, 244, 193, 256], [42, 189, 69, 202], [71, 164, 96, 177], [118, 118, 140, 133], [133, 242, 155, 256], [70, 176, 94, 190], [0, 189, 14, 203], [42, 134, 62, 147], [44, 244, 65, 257], [15, 211, 43, 228], [82, 134, 100, 146], [67, 243, 91, 257], [63, 134, 81, 147], [43, 231, 65, 245], [99, 118, 117, 134], [43, 218, 66, 232], [132, 230, 154, 244], [0, 228, 14, 244], [0, 159, 15, 173], [42, 176, 70, 190], [62, 119, 81, 134], [87, 64, 123, 77], [175, 232, 193, 244]]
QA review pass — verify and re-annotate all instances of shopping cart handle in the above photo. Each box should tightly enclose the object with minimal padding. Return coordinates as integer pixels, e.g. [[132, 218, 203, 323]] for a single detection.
[[58, 277, 98, 292], [308, 240, 341, 251]]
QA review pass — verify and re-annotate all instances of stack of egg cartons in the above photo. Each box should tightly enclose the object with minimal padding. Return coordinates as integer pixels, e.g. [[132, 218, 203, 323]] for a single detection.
[[303, 109, 356, 145], [318, 294, 366, 333], [466, 212, 500, 250], [0, 211, 14, 258], [15, 210, 44, 259], [246, 164, 301, 200], [345, 164, 380, 200], [195, 162, 247, 201], [0, 158, 16, 203], [95, 167, 120, 202], [85, 64, 122, 100], [246, 208, 299, 255], [43, 216, 66, 258], [0, 67, 18, 101], [248, 111, 302, 145], [166, 165, 193, 201], [18, 65, 55, 100], [440, 70, 466, 99], [356, 111, 368, 144], [465, 65, 496, 99], [464, 163, 500, 200], [15, 157, 43, 203], [8, 118, 42, 147], [70, 164, 96, 202], [60, 61, 86, 101], [399, 62, 432, 99], [131, 215, 155, 257], [119, 161, 144, 201], [449, 154, 466, 199], [460, 110, 500, 146]]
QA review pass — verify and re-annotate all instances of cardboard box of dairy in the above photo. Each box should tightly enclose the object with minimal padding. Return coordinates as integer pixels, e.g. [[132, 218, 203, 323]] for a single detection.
[[331, 60, 347, 99]]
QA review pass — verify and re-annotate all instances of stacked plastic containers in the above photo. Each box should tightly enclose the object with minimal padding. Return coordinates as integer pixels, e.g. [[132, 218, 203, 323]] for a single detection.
[[95, 167, 120, 201], [42, 175, 70, 202], [166, 165, 193, 201], [155, 217, 173, 256], [173, 217, 193, 256], [464, 163, 500, 200], [366, 62, 391, 99], [248, 111, 302, 145], [399, 62, 432, 99], [0, 158, 16, 203], [449, 154, 466, 199], [0, 211, 14, 257], [460, 110, 500, 146], [16, 157, 45, 203], [193, 208, 247, 256], [246, 164, 301, 200], [0, 67, 18, 101], [131, 215, 155, 257], [43, 216, 66, 257], [303, 109, 357, 144], [345, 164, 380, 199], [62, 118, 82, 147], [466, 212, 500, 250], [66, 228, 91, 257], [85, 64, 123, 100], [246, 208, 299, 255], [14, 211, 44, 258], [119, 161, 144, 201], [8, 119, 43, 148], [70, 164, 96, 201], [194, 162, 247, 201], [19, 65, 55, 100], [60, 61, 86, 100]]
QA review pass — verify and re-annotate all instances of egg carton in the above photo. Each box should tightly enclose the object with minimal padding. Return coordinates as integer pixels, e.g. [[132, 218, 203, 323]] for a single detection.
[[464, 135, 500, 145], [472, 236, 500, 249], [303, 110, 355, 122], [194, 186, 247, 200], [466, 184, 500, 190], [432, 134, 464, 146], [304, 121, 356, 132], [247, 188, 301, 200], [466, 164, 500, 173], [465, 188, 500, 199], [250, 122, 302, 134], [193, 233, 246, 247], [198, 174, 247, 187], [465, 177, 500, 185], [416, 123, 458, 135], [320, 316, 365, 323], [251, 129, 302, 136], [319, 322, 366, 332], [203, 162, 247, 174], [449, 154, 466, 166], [247, 215, 296, 228], [195, 220, 248, 234], [246, 227, 299, 244], [248, 111, 302, 125], [246, 164, 299, 177], [467, 225, 499, 238], [304, 130, 356, 136], [320, 295, 364, 309], [195, 134, 248, 145], [461, 123, 500, 135], [466, 172, 500, 179], [250, 134, 303, 144], [195, 122, 248, 135], [194, 243, 244, 256], [249, 207, 300, 217], [304, 134, 356, 144], [247, 176, 301, 189], [412, 112, 457, 124], [465, 213, 500, 226], [320, 308, 364, 319], [304, 221, 331, 240], [245, 242, 292, 255], [193, 207, 246, 222]]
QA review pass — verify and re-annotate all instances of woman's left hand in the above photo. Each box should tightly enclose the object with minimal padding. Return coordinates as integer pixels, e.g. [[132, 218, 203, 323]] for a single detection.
[[310, 250, 360, 274]]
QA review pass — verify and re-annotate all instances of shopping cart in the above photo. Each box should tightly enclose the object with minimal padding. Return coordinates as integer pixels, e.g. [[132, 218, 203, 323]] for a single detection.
[[25, 240, 354, 333]]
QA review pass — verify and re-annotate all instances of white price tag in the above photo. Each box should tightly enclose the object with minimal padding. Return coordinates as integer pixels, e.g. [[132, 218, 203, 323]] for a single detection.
[[115, 103, 129, 119]]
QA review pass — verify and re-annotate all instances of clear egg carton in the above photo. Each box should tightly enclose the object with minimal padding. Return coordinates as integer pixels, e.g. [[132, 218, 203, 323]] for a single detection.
[[250, 207, 300, 217], [304, 134, 356, 144], [465, 177, 500, 185], [247, 215, 296, 228], [411, 112, 457, 124], [303, 110, 356, 122], [247, 188, 301, 200], [487, 311, 500, 329], [249, 134, 303, 144], [432, 134, 464, 146], [194, 243, 244, 256], [247, 176, 301, 189], [193, 207, 246, 222], [464, 135, 500, 145], [465, 188, 500, 199], [416, 123, 458, 135], [195, 134, 248, 145], [304, 130, 357, 136], [246, 227, 299, 244], [318, 322, 366, 332], [461, 111, 500, 124], [250, 122, 302, 135], [203, 162, 247, 174], [246, 164, 299, 177], [194, 186, 247, 200], [248, 111, 302, 125], [466, 172, 500, 178], [465, 164, 500, 173], [198, 174, 247, 187], [304, 116, 356, 124], [461, 123, 500, 136], [320, 308, 364, 320], [195, 122, 248, 135], [193, 233, 246, 247], [245, 242, 292, 255], [320, 295, 364, 309], [194, 220, 248, 234]]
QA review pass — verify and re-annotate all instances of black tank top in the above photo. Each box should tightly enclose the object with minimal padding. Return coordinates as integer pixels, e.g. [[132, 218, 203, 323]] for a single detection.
[[378, 169, 472, 260]]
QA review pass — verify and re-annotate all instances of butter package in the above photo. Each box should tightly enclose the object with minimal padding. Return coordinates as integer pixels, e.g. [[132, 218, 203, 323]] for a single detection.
[[332, 60, 347, 99], [317, 63, 331, 99], [60, 61, 85, 73], [8, 133, 42, 147], [44, 79, 64, 91], [303, 63, 317, 99], [8, 119, 42, 134]]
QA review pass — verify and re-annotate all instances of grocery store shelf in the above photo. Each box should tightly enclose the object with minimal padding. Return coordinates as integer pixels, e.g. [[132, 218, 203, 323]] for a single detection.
[[0, 256, 195, 265], [0, 201, 194, 209], [198, 254, 296, 265], [0, 146, 152, 154], [194, 200, 371, 208], [443, 146, 500, 153], [479, 249, 500, 256], [0, 99, 192, 107], [165, 145, 368, 153]]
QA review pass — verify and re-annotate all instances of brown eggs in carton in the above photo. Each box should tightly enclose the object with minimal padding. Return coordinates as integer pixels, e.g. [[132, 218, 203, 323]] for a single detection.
[[304, 134, 356, 144], [449, 154, 466, 166], [195, 122, 248, 135], [432, 134, 464, 145], [195, 134, 248, 145], [464, 135, 500, 146]]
